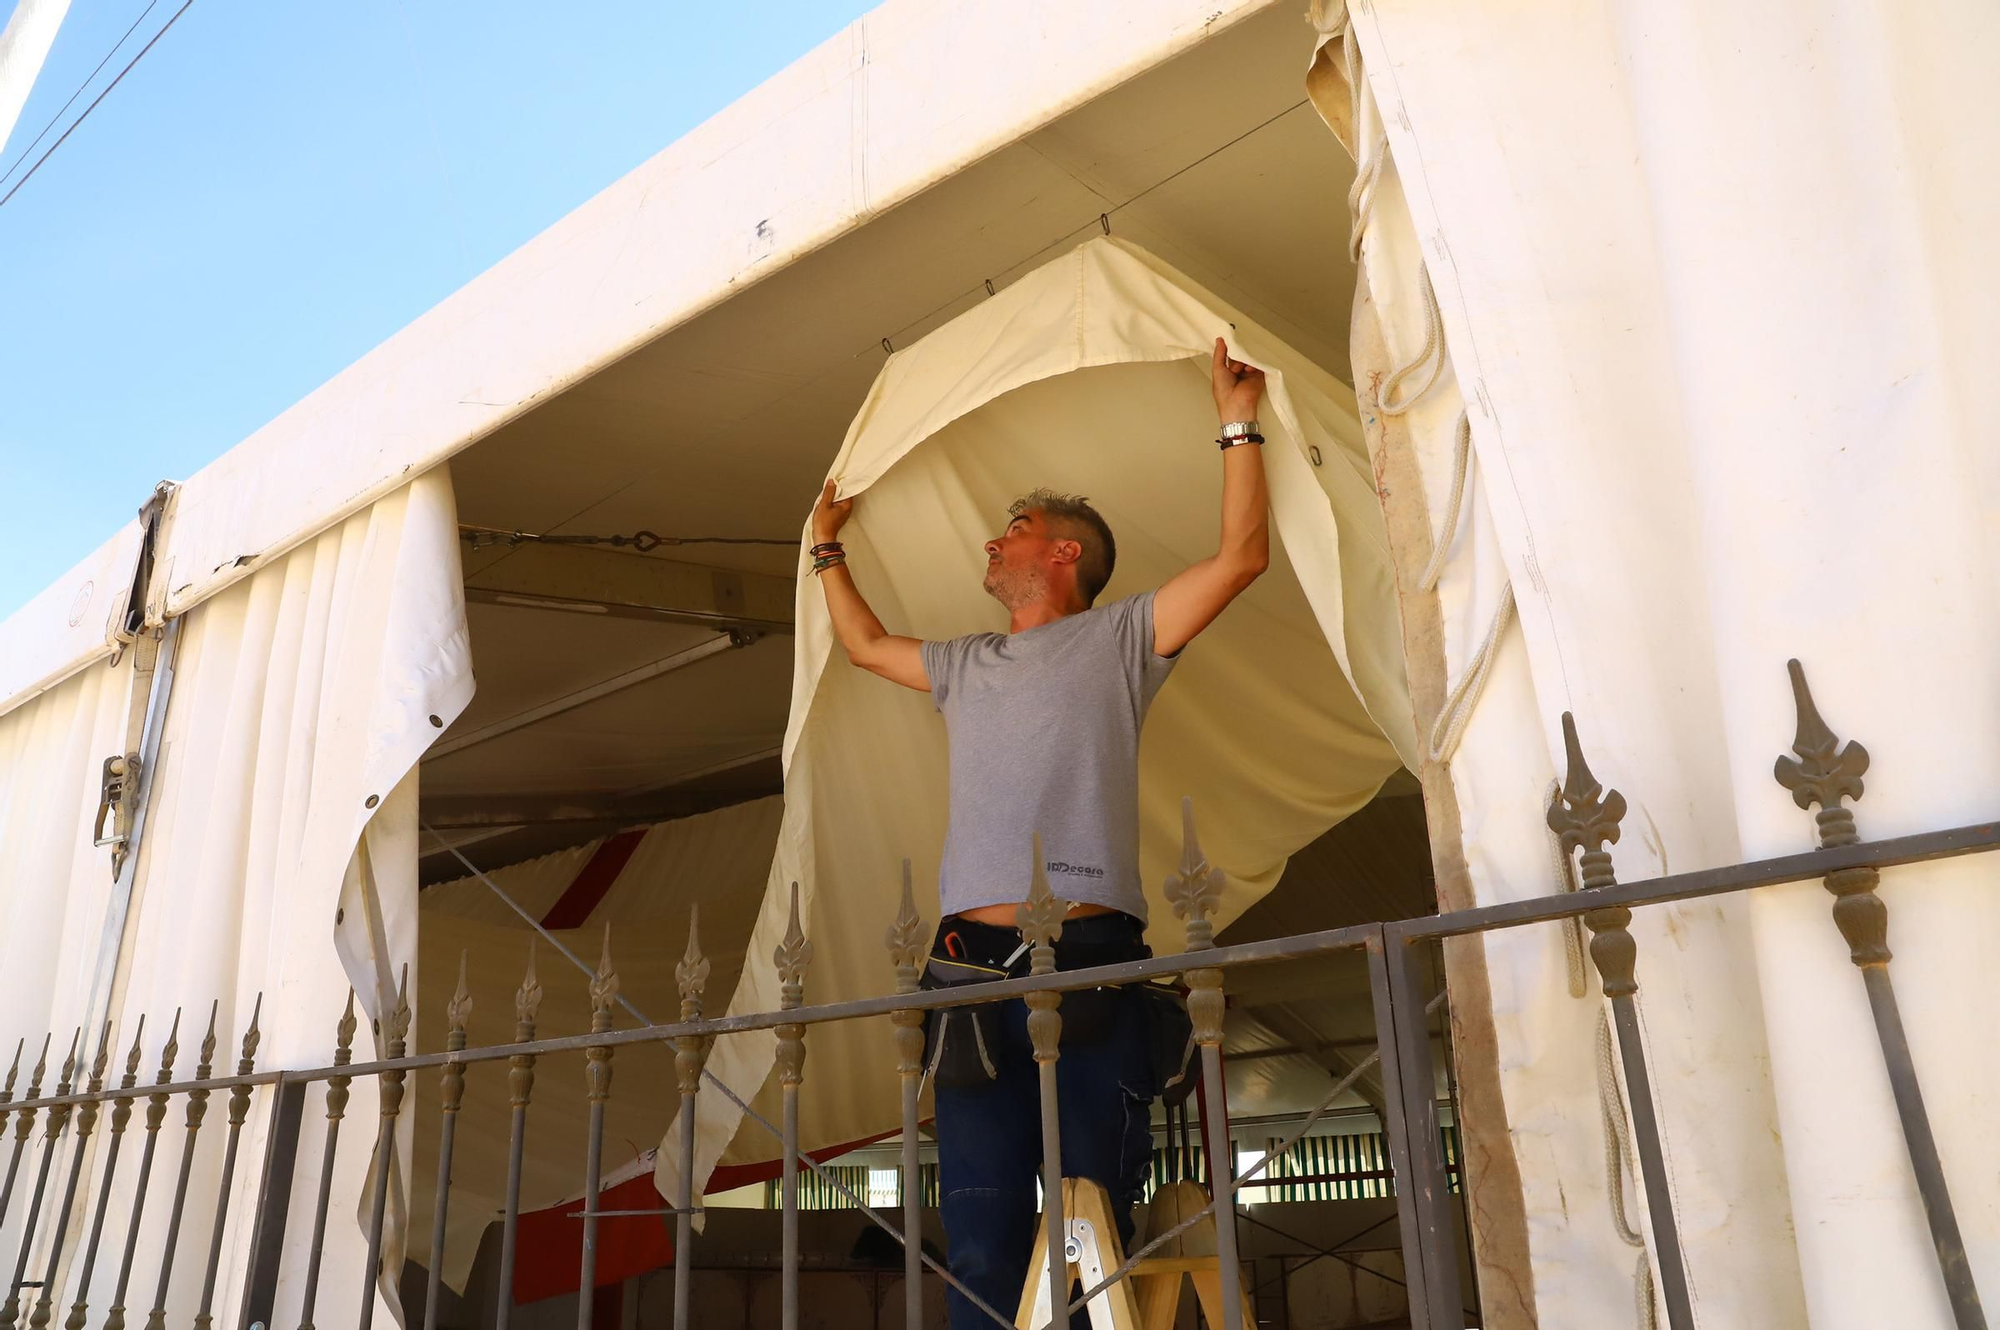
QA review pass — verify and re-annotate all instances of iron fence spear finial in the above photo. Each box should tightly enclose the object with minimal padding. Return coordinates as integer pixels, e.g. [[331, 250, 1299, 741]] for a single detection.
[[671, 904, 714, 1330], [1017, 834, 1070, 1330], [1771, 659, 1986, 1327], [1773, 659, 1885, 964], [579, 929, 622, 1326], [1546, 713, 1637, 995], [1544, 712, 1694, 1327], [425, 958, 473, 1330], [192, 997, 264, 1329], [773, 884, 812, 1330], [119, 1016, 145, 1090], [447, 951, 473, 1045]]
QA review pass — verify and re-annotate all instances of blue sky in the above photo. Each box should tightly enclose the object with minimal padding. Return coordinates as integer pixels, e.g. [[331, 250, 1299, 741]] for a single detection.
[[0, 0, 877, 618]]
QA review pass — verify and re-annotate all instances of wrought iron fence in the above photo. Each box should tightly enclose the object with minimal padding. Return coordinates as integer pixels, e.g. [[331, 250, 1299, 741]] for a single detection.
[[0, 659, 1991, 1330]]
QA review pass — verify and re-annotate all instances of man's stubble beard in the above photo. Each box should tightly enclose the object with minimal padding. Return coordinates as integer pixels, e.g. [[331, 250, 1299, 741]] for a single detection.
[[982, 563, 1045, 610]]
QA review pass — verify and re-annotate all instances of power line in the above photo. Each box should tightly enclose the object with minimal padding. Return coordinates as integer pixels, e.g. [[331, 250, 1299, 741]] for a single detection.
[[0, 0, 196, 212], [0, 0, 162, 192]]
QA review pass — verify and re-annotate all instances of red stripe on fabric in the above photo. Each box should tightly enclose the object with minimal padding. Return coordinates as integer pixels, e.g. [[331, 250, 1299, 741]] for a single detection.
[[540, 830, 646, 931], [702, 1125, 908, 1194], [511, 1170, 672, 1307]]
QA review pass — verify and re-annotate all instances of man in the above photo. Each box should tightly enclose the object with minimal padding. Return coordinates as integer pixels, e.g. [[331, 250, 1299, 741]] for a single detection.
[[808, 338, 1270, 1326]]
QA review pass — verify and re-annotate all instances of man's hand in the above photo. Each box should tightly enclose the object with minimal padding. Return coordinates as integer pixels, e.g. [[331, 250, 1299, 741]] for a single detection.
[[807, 478, 929, 691], [813, 479, 855, 544], [1155, 340, 1272, 657], [1212, 337, 1267, 424]]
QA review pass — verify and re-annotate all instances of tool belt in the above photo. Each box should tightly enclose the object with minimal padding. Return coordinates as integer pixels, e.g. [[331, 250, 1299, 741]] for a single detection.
[[919, 913, 1195, 1102]]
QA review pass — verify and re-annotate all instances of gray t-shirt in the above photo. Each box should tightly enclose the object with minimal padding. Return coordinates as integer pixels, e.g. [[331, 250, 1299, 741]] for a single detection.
[[920, 591, 1177, 921]]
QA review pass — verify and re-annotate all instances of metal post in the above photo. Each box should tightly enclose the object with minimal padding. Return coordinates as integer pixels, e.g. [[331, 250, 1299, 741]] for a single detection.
[[495, 946, 543, 1330], [1369, 930, 1467, 1328], [67, 1021, 146, 1330], [1018, 839, 1068, 1330], [673, 907, 714, 1330], [357, 970, 412, 1330], [235, 1077, 305, 1330], [1, 1033, 77, 1330], [578, 928, 620, 1328], [193, 998, 261, 1330], [27, 1029, 97, 1330], [106, 1013, 177, 1330], [1548, 713, 1694, 1330], [425, 956, 473, 1330], [295, 994, 357, 1330], [144, 1005, 217, 1330], [1164, 802, 1241, 1330], [1774, 660, 1988, 1328], [773, 884, 814, 1330], [885, 863, 926, 1330]]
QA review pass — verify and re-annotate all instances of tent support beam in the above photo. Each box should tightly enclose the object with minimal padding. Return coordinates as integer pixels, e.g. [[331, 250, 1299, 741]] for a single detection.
[[463, 542, 794, 634], [426, 631, 756, 761]]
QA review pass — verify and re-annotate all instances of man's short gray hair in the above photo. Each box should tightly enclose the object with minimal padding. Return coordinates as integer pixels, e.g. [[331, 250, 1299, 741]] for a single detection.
[[1010, 489, 1117, 606]]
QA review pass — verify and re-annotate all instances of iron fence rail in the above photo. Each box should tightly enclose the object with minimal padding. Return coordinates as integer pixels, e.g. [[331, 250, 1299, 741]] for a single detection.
[[0, 666, 1989, 1329]]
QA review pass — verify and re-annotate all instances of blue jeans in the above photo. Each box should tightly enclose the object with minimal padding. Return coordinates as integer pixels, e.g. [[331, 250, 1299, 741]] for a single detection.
[[933, 914, 1157, 1330]]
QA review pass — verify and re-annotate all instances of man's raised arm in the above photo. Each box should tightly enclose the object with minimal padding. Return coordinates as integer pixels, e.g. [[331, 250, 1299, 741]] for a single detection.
[[1152, 338, 1272, 657], [810, 480, 931, 691]]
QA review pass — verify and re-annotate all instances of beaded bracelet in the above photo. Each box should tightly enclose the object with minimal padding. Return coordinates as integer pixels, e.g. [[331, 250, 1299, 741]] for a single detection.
[[809, 541, 844, 557]]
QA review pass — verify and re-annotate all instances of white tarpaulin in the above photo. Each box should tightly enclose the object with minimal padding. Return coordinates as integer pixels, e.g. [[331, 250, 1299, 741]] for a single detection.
[[672, 237, 1416, 1204], [0, 470, 472, 1328], [1313, 3, 2000, 1326]]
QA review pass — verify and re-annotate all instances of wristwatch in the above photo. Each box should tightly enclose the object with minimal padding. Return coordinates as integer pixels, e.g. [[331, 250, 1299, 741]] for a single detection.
[[1220, 420, 1261, 441]]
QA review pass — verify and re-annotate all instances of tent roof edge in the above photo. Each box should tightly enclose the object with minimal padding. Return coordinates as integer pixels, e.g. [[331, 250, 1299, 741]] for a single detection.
[[1, 0, 1281, 715]]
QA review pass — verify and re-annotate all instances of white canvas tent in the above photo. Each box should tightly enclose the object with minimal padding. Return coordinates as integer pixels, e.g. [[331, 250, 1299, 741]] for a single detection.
[[0, 0, 1992, 1324], [1304, 2, 2000, 1326]]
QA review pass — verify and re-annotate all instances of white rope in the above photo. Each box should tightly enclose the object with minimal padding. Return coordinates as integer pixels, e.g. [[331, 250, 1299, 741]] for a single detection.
[[1347, 146, 1386, 263], [1379, 264, 1445, 417], [1416, 410, 1472, 593], [1544, 781, 1590, 999], [1598, 1010, 1661, 1328], [1596, 1012, 1645, 1248], [1424, 581, 1515, 767], [1329, 3, 1389, 266]]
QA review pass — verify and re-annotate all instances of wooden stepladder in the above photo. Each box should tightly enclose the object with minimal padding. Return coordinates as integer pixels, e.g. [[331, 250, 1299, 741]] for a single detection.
[[1015, 1178, 1254, 1330]]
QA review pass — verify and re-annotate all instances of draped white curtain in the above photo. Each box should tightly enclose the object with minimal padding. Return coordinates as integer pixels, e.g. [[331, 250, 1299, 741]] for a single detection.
[[669, 237, 1415, 1214], [0, 469, 472, 1329], [1314, 3, 2000, 1326]]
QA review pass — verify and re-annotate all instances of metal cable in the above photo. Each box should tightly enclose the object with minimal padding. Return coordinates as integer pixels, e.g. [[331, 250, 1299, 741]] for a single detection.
[[457, 523, 796, 552], [0, 0, 162, 192], [0, 0, 197, 211]]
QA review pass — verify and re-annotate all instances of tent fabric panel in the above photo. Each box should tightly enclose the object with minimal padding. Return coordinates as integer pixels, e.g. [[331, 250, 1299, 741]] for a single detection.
[[0, 652, 136, 1089], [0, 470, 473, 1328], [676, 237, 1413, 1209], [1327, 1, 2000, 1324]]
